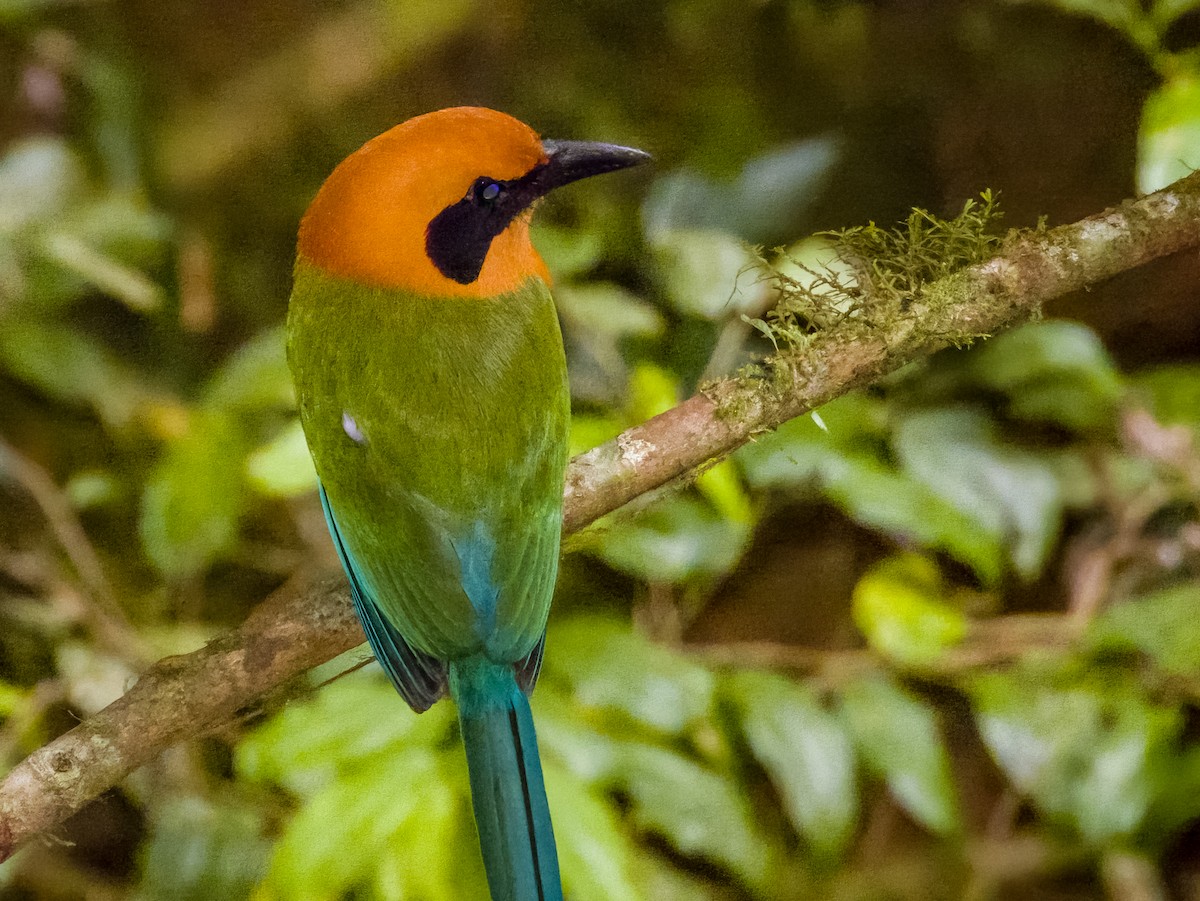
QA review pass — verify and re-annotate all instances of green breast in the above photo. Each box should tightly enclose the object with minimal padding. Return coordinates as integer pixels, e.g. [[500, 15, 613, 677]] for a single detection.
[[287, 260, 570, 663]]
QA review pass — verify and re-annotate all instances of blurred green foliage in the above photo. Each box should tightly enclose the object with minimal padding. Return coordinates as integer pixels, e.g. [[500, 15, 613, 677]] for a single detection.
[[2, 0, 1200, 899]]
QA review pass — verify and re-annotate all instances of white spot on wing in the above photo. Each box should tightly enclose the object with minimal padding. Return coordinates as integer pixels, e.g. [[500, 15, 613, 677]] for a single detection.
[[342, 412, 367, 445]]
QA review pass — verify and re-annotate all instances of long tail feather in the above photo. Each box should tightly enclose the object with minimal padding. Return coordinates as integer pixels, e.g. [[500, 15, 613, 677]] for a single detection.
[[451, 658, 563, 901]]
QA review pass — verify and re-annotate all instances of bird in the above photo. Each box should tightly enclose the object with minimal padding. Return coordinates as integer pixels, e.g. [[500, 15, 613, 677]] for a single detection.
[[286, 107, 649, 901]]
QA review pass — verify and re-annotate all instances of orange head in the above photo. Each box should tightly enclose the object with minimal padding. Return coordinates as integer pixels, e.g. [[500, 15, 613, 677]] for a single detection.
[[297, 107, 649, 298]]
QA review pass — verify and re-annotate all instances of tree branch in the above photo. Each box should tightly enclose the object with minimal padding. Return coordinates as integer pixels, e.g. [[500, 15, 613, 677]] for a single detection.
[[4, 172, 1200, 861]]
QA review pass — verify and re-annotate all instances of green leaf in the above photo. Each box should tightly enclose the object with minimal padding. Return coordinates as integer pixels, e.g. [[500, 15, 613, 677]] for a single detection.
[[965, 320, 1122, 431], [0, 136, 87, 231], [545, 761, 649, 901], [262, 747, 459, 901], [828, 455, 1005, 584], [201, 325, 294, 414], [726, 670, 858, 859], [649, 228, 770, 319], [530, 222, 606, 280], [738, 393, 875, 487], [1089, 582, 1200, 676], [1134, 363, 1200, 438], [739, 394, 1004, 581], [568, 412, 625, 456], [695, 459, 752, 525], [0, 680, 29, 717], [37, 229, 164, 312], [59, 193, 171, 271], [971, 668, 1183, 845], [591, 494, 749, 584], [135, 798, 268, 901], [534, 690, 629, 788], [642, 137, 840, 243], [627, 361, 680, 422], [616, 742, 777, 890], [139, 410, 247, 577], [245, 420, 318, 498], [1151, 0, 1200, 27], [0, 316, 146, 426], [237, 669, 452, 795], [1141, 746, 1200, 846], [545, 617, 715, 738], [556, 282, 666, 406], [240, 673, 468, 900], [627, 855, 731, 901], [840, 675, 960, 835], [479, 681, 771, 894], [1138, 74, 1200, 194], [555, 282, 664, 341], [64, 469, 121, 510], [852, 555, 967, 666], [892, 406, 1063, 580], [372, 768, 486, 901], [0, 137, 169, 311]]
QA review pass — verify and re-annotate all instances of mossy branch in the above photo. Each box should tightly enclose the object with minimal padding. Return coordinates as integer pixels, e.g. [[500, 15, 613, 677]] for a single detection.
[[565, 173, 1200, 529], [4, 171, 1200, 861]]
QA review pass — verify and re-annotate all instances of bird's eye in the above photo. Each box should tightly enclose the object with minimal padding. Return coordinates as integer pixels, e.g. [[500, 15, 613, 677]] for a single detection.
[[477, 179, 503, 203]]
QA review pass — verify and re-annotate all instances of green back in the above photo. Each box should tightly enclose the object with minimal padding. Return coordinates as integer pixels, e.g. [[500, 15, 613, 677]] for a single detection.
[[287, 260, 569, 664]]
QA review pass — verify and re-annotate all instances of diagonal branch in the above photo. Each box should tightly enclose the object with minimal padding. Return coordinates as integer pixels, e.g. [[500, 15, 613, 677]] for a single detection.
[[3, 171, 1200, 861]]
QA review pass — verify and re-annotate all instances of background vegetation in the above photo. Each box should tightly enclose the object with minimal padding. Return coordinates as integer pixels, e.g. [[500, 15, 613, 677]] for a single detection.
[[2, 0, 1200, 898]]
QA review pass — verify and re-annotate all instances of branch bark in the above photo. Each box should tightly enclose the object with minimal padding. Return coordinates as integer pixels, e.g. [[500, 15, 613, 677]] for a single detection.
[[4, 171, 1200, 861]]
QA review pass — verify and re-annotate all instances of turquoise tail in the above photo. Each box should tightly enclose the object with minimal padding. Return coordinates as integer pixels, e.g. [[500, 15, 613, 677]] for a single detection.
[[450, 657, 563, 901]]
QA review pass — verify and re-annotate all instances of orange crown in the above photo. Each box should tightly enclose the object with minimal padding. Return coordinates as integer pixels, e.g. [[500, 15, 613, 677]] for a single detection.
[[298, 107, 552, 298]]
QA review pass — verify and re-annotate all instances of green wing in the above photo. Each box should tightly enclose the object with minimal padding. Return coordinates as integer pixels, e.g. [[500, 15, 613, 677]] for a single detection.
[[288, 262, 570, 666]]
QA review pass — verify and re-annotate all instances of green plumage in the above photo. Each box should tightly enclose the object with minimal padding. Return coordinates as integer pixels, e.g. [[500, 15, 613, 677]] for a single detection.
[[288, 257, 570, 901], [287, 258, 569, 665]]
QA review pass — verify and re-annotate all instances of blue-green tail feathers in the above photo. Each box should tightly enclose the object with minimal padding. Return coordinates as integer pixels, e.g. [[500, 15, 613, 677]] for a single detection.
[[452, 658, 563, 901], [321, 483, 548, 708], [320, 484, 562, 900], [319, 485, 447, 710]]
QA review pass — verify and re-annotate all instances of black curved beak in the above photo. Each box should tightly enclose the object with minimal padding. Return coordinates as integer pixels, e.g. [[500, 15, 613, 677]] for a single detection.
[[424, 136, 650, 284], [533, 139, 652, 195]]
